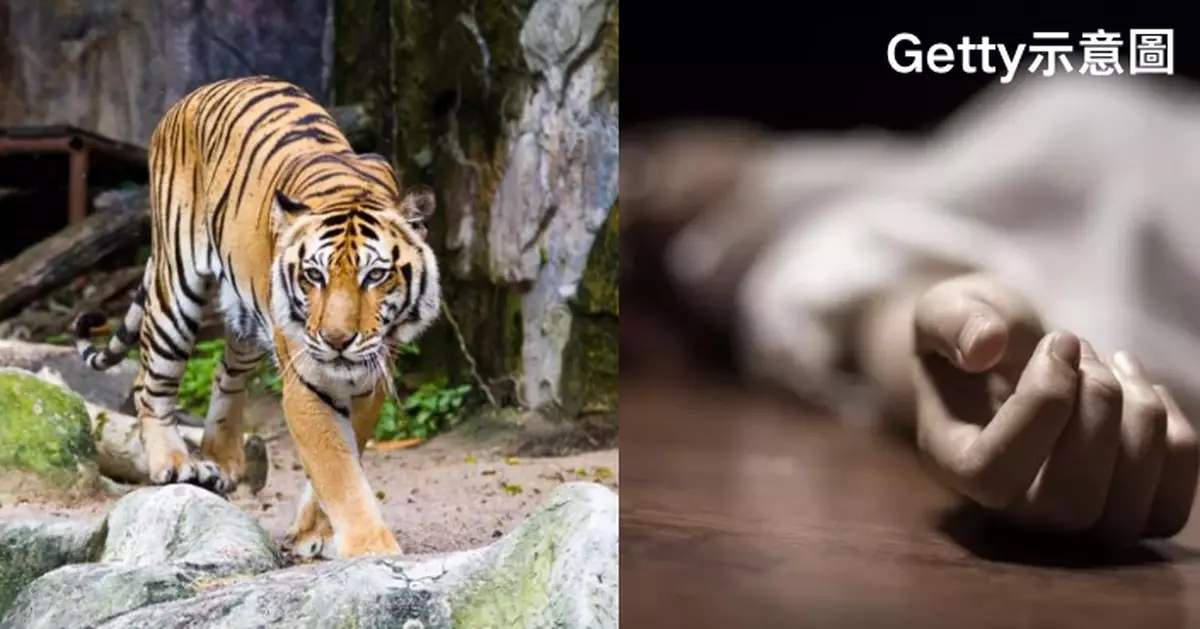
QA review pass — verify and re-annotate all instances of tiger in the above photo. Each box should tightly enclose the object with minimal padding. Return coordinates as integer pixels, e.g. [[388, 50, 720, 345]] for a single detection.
[[71, 75, 441, 559]]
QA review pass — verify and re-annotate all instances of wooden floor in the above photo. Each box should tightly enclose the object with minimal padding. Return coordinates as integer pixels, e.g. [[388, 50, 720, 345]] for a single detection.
[[621, 365, 1200, 629]]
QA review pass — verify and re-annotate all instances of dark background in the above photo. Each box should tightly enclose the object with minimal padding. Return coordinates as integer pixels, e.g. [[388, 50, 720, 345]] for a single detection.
[[622, 4, 1200, 132]]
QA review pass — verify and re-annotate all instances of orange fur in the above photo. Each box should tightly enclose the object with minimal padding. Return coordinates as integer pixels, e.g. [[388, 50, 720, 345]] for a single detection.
[[72, 76, 442, 559]]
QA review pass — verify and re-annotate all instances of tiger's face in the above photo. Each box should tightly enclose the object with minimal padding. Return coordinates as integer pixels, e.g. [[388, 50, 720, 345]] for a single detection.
[[269, 183, 441, 387]]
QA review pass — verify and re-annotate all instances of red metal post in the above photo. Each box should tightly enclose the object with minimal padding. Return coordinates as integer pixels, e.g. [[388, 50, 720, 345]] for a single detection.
[[68, 144, 90, 224]]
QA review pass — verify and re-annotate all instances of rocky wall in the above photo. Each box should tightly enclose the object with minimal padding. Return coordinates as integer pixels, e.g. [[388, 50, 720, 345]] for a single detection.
[[334, 0, 619, 424], [0, 0, 332, 146]]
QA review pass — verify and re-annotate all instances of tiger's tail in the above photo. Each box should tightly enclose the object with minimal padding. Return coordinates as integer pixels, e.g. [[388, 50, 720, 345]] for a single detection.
[[72, 266, 152, 371]]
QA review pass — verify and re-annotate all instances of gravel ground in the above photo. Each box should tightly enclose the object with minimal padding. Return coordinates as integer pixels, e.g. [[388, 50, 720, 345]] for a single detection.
[[0, 428, 619, 556]]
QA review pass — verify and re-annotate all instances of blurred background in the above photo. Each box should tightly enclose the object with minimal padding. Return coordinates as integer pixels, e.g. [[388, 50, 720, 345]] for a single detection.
[[621, 9, 1200, 420]]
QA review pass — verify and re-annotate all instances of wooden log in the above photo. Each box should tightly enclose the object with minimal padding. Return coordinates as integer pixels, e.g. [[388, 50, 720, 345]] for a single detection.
[[10, 266, 146, 339], [0, 188, 149, 321]]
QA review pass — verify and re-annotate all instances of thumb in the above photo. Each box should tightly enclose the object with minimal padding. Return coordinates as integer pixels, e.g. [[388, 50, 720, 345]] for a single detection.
[[913, 280, 1012, 373]]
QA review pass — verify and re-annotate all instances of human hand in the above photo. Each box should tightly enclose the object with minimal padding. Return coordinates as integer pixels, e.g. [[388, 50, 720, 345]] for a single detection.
[[912, 274, 1200, 544]]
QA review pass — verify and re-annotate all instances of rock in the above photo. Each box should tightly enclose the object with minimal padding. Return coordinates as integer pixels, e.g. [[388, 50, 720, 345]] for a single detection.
[[0, 518, 105, 614], [0, 341, 137, 412], [98, 484, 281, 573], [0, 367, 102, 502], [1, 484, 282, 627], [1, 482, 617, 628], [2, 0, 333, 147], [488, 0, 619, 414], [441, 481, 618, 628]]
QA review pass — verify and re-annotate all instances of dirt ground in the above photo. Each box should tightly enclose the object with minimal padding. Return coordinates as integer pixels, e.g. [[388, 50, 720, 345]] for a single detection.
[[0, 397, 619, 556]]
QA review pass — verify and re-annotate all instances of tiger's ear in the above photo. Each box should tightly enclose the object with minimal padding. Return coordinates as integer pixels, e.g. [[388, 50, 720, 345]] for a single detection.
[[272, 190, 309, 226], [398, 184, 436, 236]]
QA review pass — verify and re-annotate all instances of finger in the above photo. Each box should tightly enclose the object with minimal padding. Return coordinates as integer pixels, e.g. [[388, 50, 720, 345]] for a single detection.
[[1015, 340, 1122, 531], [1143, 384, 1200, 538], [913, 284, 1009, 373], [1093, 351, 1169, 544], [913, 275, 1045, 377], [917, 331, 1080, 509]]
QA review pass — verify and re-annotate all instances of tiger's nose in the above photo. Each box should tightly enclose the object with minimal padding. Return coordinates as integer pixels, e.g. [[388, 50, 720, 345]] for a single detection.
[[321, 330, 356, 351]]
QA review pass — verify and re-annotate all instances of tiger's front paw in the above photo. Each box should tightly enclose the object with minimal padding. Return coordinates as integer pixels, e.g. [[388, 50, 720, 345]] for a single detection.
[[200, 435, 245, 495], [336, 525, 403, 558], [147, 447, 223, 491], [284, 511, 336, 561]]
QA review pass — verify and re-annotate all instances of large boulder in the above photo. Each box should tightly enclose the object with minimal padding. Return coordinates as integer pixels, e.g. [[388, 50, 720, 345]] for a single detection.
[[0, 367, 102, 502], [0, 482, 618, 628]]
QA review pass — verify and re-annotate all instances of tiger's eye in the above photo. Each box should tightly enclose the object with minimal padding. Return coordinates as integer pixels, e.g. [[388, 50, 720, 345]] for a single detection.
[[365, 268, 388, 283], [303, 268, 323, 284]]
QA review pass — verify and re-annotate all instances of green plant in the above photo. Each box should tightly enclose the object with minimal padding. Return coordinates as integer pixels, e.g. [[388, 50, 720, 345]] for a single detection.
[[177, 339, 225, 416], [43, 332, 72, 346], [253, 364, 284, 395], [175, 340, 285, 416], [374, 378, 472, 441], [372, 341, 472, 441]]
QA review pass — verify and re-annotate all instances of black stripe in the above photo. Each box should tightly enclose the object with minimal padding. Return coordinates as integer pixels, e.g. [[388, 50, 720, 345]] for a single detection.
[[408, 261, 428, 323], [172, 205, 206, 307], [210, 182, 234, 250], [146, 318, 189, 361], [398, 263, 414, 318], [298, 375, 348, 416], [151, 279, 197, 345], [211, 100, 300, 243], [295, 112, 334, 126], [225, 255, 244, 302], [202, 81, 254, 163], [197, 78, 253, 160], [225, 364, 257, 378], [294, 169, 344, 191], [227, 104, 300, 222], [267, 128, 340, 164], [145, 365, 180, 385], [115, 323, 139, 345], [350, 209, 380, 227], [281, 264, 306, 323], [321, 213, 350, 227], [307, 184, 356, 199]]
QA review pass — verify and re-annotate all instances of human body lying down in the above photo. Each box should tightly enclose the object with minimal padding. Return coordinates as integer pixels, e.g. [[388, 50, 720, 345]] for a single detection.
[[623, 73, 1200, 545]]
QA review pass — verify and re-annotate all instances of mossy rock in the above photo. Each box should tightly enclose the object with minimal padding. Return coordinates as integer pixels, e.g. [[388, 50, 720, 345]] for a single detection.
[[561, 202, 619, 422], [0, 367, 101, 501]]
